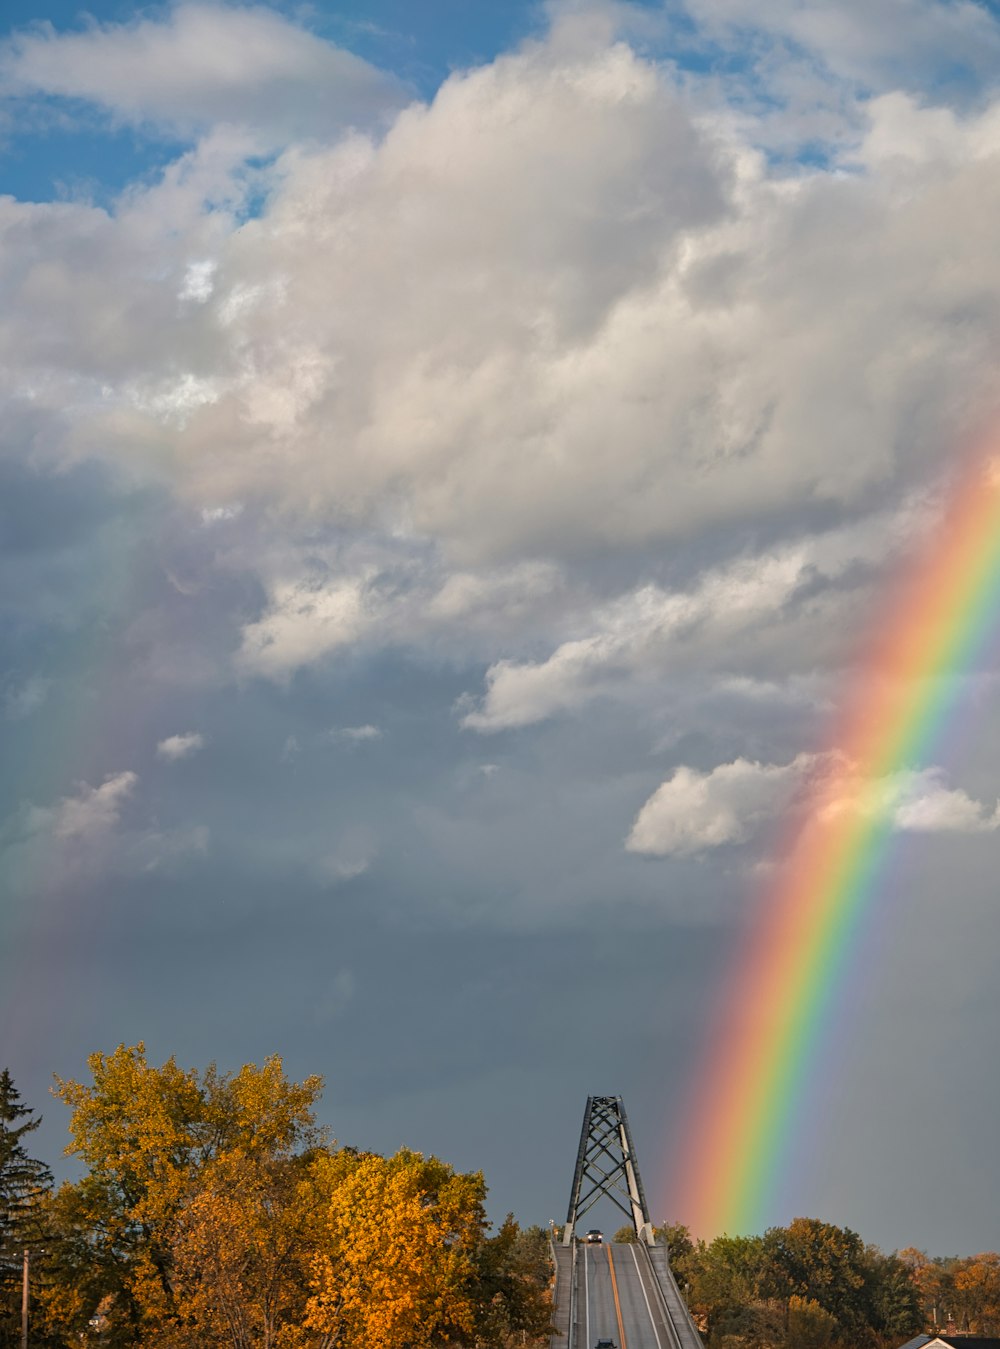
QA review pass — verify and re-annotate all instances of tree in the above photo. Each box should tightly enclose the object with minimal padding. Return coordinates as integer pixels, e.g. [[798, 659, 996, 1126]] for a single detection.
[[863, 1247, 921, 1342], [171, 1151, 324, 1349], [760, 1217, 869, 1336], [306, 1149, 485, 1349], [785, 1295, 838, 1348], [470, 1217, 553, 1348], [899, 1246, 952, 1330], [952, 1252, 1000, 1334], [46, 1044, 324, 1346], [0, 1071, 52, 1349], [688, 1233, 767, 1322]]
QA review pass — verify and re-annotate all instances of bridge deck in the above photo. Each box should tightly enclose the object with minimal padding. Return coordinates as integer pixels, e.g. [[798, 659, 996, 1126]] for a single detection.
[[553, 1242, 702, 1349]]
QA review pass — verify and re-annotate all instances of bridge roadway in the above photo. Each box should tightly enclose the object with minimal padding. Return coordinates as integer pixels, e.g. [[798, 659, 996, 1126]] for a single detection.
[[577, 1242, 700, 1349]]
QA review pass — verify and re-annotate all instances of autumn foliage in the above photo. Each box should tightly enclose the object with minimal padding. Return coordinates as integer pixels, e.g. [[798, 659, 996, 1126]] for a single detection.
[[6, 1048, 1000, 1348], [2, 1046, 551, 1349]]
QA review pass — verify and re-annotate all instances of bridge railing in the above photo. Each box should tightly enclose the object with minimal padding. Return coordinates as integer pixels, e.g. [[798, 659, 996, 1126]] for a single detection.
[[548, 1235, 576, 1349]]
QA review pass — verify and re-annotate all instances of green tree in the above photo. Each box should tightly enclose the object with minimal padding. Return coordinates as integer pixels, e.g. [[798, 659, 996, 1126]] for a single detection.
[[688, 1233, 767, 1322], [863, 1247, 921, 1342], [786, 1294, 838, 1348], [0, 1071, 52, 1349], [760, 1217, 869, 1336], [471, 1217, 553, 1348]]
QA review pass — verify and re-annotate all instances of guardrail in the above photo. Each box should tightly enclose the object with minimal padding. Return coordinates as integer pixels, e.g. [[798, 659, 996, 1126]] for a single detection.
[[641, 1243, 704, 1349]]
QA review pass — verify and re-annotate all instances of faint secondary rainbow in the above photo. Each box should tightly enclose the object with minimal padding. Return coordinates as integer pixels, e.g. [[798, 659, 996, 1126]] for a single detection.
[[672, 449, 1000, 1238]]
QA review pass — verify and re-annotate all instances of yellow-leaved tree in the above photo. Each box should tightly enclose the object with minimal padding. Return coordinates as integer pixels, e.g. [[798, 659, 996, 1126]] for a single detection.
[[306, 1149, 485, 1349], [45, 1044, 325, 1347]]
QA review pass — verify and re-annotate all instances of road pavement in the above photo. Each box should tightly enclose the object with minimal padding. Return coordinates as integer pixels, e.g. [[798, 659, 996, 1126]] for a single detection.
[[579, 1242, 698, 1349]]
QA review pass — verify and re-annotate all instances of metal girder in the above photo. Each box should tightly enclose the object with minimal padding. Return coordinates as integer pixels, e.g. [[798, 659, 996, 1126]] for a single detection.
[[563, 1096, 655, 1245]]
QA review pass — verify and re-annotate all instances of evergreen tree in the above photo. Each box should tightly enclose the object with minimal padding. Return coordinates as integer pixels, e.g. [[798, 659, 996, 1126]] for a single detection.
[[0, 1070, 52, 1347]]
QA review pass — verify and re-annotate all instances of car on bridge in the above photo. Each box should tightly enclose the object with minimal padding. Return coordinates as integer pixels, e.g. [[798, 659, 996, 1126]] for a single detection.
[[584, 1229, 603, 1243], [595, 1339, 616, 1348]]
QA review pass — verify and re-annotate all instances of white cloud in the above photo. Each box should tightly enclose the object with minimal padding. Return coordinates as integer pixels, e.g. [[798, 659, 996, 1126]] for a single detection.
[[894, 781, 1000, 833], [627, 755, 819, 857], [462, 502, 925, 731], [1, 4, 402, 142], [686, 0, 1000, 93], [24, 771, 139, 843], [627, 757, 1000, 857], [237, 574, 371, 678], [328, 724, 382, 744], [5, 17, 1000, 594], [200, 503, 243, 525], [3, 12, 1000, 732], [824, 766, 1000, 835], [156, 731, 205, 761]]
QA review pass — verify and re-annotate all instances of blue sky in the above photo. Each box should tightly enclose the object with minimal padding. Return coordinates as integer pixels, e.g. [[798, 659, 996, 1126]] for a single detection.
[[4, 0, 1000, 1255]]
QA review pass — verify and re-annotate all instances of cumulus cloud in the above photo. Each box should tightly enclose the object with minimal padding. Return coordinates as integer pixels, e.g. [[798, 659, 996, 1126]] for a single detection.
[[23, 771, 138, 843], [237, 575, 371, 678], [462, 502, 925, 731], [824, 766, 1000, 835], [4, 13, 1000, 601], [0, 4, 403, 142], [156, 731, 205, 760], [687, 0, 1000, 93], [627, 755, 819, 857], [80, 48, 993, 570], [627, 757, 1000, 857], [0, 771, 211, 896]]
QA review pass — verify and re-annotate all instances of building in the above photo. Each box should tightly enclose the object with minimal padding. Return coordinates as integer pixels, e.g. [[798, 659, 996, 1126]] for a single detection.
[[898, 1338, 1000, 1349]]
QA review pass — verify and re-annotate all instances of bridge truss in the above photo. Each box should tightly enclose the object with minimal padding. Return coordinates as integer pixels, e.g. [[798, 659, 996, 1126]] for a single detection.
[[563, 1095, 655, 1245]]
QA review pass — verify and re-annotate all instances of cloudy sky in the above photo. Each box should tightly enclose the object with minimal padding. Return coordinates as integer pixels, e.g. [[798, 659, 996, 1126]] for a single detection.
[[4, 0, 1000, 1256]]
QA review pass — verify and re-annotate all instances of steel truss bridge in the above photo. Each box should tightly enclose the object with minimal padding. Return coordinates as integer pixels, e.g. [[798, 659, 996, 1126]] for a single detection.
[[549, 1097, 703, 1349]]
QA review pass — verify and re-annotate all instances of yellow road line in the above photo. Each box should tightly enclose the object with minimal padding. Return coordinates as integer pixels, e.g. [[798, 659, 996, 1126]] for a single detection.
[[606, 1244, 628, 1349]]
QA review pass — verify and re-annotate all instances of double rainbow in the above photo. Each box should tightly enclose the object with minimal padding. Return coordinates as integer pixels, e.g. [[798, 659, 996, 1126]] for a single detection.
[[673, 451, 1000, 1237]]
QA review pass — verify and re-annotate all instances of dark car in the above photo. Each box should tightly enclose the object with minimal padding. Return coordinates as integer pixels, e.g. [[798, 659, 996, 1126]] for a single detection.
[[584, 1229, 604, 1244], [596, 1340, 616, 1349]]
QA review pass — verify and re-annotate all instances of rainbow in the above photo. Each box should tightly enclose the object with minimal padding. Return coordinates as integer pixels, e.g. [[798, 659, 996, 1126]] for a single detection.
[[671, 449, 1000, 1238]]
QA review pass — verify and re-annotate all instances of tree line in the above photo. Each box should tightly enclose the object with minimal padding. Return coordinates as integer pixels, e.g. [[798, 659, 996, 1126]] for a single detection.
[[615, 1221, 1000, 1347], [0, 1047, 552, 1349], [5, 1046, 999, 1349]]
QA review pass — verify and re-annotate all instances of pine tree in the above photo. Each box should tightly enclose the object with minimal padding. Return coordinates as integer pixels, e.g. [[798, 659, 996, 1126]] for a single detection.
[[0, 1070, 52, 1346]]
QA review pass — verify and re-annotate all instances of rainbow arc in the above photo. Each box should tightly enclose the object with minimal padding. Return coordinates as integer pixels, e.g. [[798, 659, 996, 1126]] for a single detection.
[[673, 451, 1000, 1237]]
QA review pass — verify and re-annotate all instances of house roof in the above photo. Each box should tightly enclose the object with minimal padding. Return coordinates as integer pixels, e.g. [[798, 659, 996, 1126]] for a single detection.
[[899, 1338, 1000, 1349]]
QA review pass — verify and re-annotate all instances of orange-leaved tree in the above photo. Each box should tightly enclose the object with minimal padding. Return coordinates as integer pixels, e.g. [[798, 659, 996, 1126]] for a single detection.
[[306, 1148, 485, 1349]]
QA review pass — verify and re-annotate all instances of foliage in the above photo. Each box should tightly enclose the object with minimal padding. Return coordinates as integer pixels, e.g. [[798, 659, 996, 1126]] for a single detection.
[[690, 1233, 768, 1314], [170, 1151, 322, 1349], [32, 1048, 555, 1349], [901, 1244, 1000, 1335], [43, 1044, 324, 1346], [305, 1148, 484, 1349], [687, 1218, 923, 1348], [0, 1071, 52, 1349], [470, 1217, 553, 1347], [20, 1042, 999, 1349]]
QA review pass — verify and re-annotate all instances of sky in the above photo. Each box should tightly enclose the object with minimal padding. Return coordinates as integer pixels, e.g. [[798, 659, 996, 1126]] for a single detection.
[[3, 0, 1000, 1257]]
